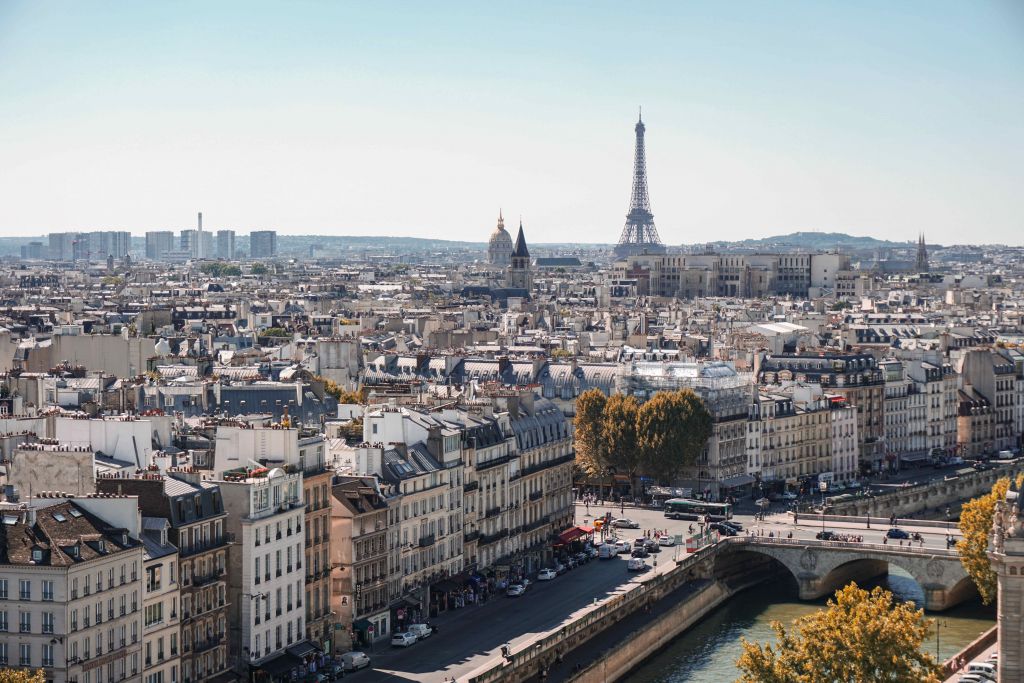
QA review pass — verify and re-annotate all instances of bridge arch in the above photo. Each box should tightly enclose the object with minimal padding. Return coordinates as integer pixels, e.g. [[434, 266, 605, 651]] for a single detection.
[[714, 539, 975, 611]]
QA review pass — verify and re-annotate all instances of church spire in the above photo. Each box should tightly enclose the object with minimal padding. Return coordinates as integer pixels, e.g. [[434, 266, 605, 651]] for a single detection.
[[916, 232, 929, 271]]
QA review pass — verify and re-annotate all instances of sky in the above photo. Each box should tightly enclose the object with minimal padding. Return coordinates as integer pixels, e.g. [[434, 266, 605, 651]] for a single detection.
[[0, 1, 1022, 246]]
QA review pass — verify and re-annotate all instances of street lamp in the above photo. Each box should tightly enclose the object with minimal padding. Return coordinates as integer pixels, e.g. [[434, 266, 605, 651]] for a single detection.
[[819, 481, 828, 535], [933, 618, 948, 661]]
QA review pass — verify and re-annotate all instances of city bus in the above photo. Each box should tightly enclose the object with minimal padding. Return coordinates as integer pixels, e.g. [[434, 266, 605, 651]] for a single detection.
[[663, 498, 733, 521]]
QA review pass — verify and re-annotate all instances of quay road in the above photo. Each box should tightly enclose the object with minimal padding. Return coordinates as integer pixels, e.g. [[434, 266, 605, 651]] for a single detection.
[[353, 503, 960, 682]]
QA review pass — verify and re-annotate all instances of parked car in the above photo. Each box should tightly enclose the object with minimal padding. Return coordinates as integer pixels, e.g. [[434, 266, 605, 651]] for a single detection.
[[711, 522, 738, 536], [585, 546, 600, 559], [720, 520, 743, 532], [598, 544, 618, 560], [626, 557, 649, 572], [339, 651, 371, 672], [642, 538, 661, 552], [325, 661, 346, 680], [616, 541, 632, 554], [611, 517, 640, 529], [538, 568, 557, 581], [957, 675, 991, 683], [886, 528, 910, 540], [847, 481, 863, 489], [565, 556, 578, 569], [658, 535, 676, 547], [574, 551, 590, 564], [631, 547, 649, 558], [506, 584, 526, 597], [781, 492, 798, 500], [391, 632, 417, 647], [816, 531, 837, 541], [408, 623, 433, 639], [554, 562, 567, 574]]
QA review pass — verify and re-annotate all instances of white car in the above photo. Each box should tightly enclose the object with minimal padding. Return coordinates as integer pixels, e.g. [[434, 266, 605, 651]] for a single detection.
[[506, 584, 525, 597], [616, 541, 632, 554], [626, 557, 649, 572], [611, 518, 640, 529], [391, 632, 417, 647], [407, 623, 433, 639], [782, 492, 798, 500], [537, 568, 557, 581], [658, 535, 676, 547]]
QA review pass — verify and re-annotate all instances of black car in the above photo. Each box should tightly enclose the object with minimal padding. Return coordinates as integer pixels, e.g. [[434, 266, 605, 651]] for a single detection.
[[720, 520, 743, 532], [630, 547, 649, 558], [886, 528, 910, 540], [642, 538, 661, 552], [815, 530, 837, 541], [711, 522, 738, 536]]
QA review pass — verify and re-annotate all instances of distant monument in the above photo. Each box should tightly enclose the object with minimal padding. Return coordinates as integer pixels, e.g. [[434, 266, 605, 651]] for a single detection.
[[614, 109, 666, 259], [916, 233, 929, 271]]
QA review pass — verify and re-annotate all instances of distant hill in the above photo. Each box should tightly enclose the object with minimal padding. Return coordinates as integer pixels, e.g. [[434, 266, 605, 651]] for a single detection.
[[697, 231, 928, 252]]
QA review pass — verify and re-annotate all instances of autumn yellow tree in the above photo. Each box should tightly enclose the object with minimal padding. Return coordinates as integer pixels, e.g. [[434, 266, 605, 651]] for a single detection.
[[957, 473, 1024, 604], [736, 583, 941, 683], [573, 389, 608, 477], [602, 394, 640, 494], [636, 389, 712, 485], [0, 670, 45, 683]]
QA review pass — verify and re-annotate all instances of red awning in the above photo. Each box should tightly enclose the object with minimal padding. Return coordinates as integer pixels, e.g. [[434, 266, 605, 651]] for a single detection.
[[557, 527, 585, 544], [577, 525, 595, 534]]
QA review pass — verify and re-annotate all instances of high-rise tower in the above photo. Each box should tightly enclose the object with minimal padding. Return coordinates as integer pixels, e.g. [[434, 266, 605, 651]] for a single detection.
[[615, 109, 666, 258]]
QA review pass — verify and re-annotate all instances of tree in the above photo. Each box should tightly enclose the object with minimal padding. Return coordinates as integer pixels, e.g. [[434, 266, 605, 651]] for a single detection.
[[736, 583, 941, 683], [957, 473, 1023, 604], [262, 327, 289, 338], [573, 389, 608, 478], [319, 377, 363, 405], [250, 263, 269, 275], [0, 670, 45, 683], [602, 394, 640, 494], [636, 389, 712, 485]]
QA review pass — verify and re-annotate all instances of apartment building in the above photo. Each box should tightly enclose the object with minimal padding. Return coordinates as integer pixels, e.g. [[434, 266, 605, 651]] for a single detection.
[[904, 356, 959, 456], [213, 423, 332, 651], [759, 353, 886, 475], [0, 495, 145, 683], [959, 349, 1019, 453], [97, 471, 231, 683], [217, 465, 309, 680], [140, 518, 181, 683], [881, 359, 928, 469], [330, 477, 390, 654]]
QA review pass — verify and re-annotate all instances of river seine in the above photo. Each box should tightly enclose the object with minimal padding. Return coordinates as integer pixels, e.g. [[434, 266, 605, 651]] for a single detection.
[[626, 568, 995, 682]]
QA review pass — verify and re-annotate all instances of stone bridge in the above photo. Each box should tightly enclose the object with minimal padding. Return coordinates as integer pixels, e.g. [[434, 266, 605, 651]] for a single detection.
[[714, 536, 976, 611]]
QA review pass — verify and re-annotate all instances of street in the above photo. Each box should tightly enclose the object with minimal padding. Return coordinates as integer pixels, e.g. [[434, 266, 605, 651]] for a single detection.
[[347, 501, 959, 681]]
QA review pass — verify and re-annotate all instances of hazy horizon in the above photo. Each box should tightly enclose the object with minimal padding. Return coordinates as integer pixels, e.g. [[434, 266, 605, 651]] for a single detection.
[[2, 1, 1022, 245]]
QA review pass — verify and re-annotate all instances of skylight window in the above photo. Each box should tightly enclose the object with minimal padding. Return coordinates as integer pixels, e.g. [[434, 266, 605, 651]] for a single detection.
[[52, 512, 67, 522], [2, 515, 18, 526], [68, 508, 83, 518]]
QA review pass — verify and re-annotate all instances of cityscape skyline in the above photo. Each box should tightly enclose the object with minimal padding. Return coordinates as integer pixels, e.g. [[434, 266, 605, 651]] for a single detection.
[[1, 2, 1022, 245]]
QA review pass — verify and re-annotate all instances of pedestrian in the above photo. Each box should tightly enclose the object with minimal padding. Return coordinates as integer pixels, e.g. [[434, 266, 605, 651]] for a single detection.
[[866, 517, 871, 529], [883, 536, 888, 545]]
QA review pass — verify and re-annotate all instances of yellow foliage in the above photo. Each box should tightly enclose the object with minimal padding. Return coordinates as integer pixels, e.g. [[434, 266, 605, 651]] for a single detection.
[[736, 583, 941, 683]]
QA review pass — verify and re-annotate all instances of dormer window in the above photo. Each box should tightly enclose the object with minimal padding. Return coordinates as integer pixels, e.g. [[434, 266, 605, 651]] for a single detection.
[[32, 549, 43, 562], [97, 540, 106, 553]]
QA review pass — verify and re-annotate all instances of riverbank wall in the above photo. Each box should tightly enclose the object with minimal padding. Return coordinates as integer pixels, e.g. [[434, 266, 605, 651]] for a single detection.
[[941, 625, 998, 679], [829, 464, 1024, 518], [462, 544, 720, 683]]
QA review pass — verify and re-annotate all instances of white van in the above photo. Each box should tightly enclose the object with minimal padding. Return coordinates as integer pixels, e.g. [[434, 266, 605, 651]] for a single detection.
[[598, 544, 617, 560], [965, 661, 997, 680]]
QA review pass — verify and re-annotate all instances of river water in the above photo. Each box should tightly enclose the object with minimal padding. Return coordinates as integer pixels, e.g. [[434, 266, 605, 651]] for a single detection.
[[626, 568, 995, 682]]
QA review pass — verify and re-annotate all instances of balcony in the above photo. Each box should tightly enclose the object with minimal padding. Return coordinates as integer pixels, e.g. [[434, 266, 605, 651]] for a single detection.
[[418, 534, 435, 548], [463, 481, 479, 493], [478, 529, 509, 547], [484, 507, 501, 519], [192, 568, 224, 587], [179, 534, 233, 558], [463, 530, 480, 543], [520, 453, 574, 478], [193, 635, 223, 654], [528, 490, 543, 502]]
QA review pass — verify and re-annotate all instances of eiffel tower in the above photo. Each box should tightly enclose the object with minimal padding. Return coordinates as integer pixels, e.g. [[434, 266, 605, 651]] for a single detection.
[[615, 109, 666, 258]]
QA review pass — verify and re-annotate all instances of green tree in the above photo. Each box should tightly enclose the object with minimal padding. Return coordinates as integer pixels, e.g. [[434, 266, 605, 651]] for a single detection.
[[602, 393, 640, 493], [736, 583, 941, 683], [573, 389, 608, 478], [262, 327, 288, 338], [250, 263, 269, 275], [0, 670, 46, 683], [636, 389, 712, 485], [957, 473, 1023, 604]]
